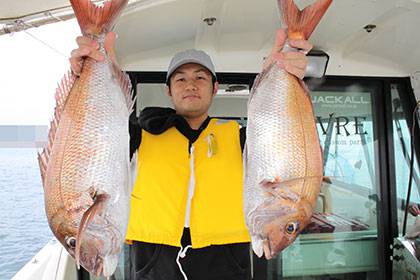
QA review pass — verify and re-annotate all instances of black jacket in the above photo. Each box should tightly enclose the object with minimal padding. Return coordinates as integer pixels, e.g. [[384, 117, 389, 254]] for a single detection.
[[129, 107, 245, 159]]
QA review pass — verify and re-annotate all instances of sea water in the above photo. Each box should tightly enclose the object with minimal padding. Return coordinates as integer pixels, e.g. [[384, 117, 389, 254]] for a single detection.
[[0, 148, 52, 280]]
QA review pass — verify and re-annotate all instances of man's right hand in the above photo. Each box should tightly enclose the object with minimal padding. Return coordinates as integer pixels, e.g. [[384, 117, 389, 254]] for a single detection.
[[69, 32, 118, 75]]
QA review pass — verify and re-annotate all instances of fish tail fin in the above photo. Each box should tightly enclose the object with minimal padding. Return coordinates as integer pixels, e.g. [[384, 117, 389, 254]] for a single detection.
[[278, 0, 333, 40], [75, 193, 110, 269], [70, 0, 128, 36]]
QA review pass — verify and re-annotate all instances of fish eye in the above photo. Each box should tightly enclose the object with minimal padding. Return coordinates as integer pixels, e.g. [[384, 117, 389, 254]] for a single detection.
[[285, 222, 300, 234], [65, 236, 76, 248]]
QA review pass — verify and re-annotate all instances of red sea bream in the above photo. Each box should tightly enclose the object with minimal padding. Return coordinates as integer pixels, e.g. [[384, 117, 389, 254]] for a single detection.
[[38, 0, 134, 276], [244, 0, 332, 259]]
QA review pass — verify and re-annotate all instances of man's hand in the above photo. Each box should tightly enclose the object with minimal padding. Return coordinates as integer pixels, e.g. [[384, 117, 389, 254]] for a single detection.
[[69, 32, 118, 75], [263, 28, 313, 79], [409, 204, 420, 217]]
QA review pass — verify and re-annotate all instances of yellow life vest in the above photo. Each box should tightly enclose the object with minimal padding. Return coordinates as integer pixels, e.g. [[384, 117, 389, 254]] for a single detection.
[[125, 118, 250, 248]]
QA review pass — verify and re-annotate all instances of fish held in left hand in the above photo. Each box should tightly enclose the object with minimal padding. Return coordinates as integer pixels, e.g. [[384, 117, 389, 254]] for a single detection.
[[38, 0, 134, 276], [244, 0, 332, 260]]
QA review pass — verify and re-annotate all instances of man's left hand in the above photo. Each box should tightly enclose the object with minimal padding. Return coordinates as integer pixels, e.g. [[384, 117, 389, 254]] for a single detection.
[[263, 28, 313, 79]]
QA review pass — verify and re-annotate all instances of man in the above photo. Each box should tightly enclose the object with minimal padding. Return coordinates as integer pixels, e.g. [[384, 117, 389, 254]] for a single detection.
[[70, 29, 311, 280]]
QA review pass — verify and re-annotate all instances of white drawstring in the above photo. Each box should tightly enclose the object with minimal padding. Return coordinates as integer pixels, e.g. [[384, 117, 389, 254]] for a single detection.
[[184, 146, 195, 227], [176, 245, 192, 280]]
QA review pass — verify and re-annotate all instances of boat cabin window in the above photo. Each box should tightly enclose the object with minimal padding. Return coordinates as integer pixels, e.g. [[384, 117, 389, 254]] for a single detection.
[[390, 83, 420, 237], [266, 79, 381, 279], [80, 74, 417, 280], [135, 82, 250, 122]]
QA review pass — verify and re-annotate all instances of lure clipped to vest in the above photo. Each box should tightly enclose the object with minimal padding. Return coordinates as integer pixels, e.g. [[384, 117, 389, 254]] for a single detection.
[[244, 0, 332, 259], [37, 0, 134, 276]]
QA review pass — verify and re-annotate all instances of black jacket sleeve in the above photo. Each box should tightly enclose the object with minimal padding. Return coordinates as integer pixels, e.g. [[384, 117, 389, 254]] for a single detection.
[[240, 126, 246, 152], [129, 114, 141, 160]]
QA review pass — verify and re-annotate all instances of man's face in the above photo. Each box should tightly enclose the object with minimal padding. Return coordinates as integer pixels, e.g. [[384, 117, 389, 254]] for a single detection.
[[167, 63, 218, 119]]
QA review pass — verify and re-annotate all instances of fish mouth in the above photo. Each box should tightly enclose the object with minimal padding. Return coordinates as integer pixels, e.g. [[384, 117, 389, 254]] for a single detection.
[[92, 256, 104, 276], [248, 201, 307, 259], [263, 239, 274, 260], [89, 254, 118, 277], [75, 221, 121, 276], [251, 233, 291, 260], [75, 246, 103, 276], [263, 235, 291, 260], [102, 254, 119, 277], [78, 246, 119, 277]]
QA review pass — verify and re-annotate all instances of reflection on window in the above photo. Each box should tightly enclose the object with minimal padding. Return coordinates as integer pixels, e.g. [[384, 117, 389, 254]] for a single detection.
[[278, 88, 379, 279], [390, 84, 420, 236], [309, 90, 377, 232]]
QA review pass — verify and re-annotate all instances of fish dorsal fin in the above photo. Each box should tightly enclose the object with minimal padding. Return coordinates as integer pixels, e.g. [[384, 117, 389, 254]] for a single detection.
[[75, 192, 110, 269], [70, 0, 128, 36], [278, 0, 333, 40], [111, 63, 136, 113], [38, 71, 76, 186]]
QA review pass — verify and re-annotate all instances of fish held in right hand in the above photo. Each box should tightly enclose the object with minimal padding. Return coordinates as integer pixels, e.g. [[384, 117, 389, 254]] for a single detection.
[[40, 0, 133, 276], [69, 31, 118, 75]]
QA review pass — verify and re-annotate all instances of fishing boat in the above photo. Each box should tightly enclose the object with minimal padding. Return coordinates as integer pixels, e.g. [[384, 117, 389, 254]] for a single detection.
[[3, 0, 419, 279]]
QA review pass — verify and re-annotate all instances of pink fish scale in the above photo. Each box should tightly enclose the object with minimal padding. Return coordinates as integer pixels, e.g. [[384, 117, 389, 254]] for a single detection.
[[245, 63, 323, 257]]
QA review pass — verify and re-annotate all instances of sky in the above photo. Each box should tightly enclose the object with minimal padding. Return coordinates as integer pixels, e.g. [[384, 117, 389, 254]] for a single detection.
[[0, 19, 81, 125]]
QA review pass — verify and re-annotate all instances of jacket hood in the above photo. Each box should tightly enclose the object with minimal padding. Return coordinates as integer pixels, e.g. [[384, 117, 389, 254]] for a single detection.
[[139, 107, 181, 134]]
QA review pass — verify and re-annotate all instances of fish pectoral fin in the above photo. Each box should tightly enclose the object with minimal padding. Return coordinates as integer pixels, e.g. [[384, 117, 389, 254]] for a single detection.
[[261, 176, 294, 200], [262, 176, 322, 188], [75, 192, 110, 269], [321, 175, 346, 184], [261, 176, 322, 201], [322, 176, 332, 184], [266, 186, 300, 202]]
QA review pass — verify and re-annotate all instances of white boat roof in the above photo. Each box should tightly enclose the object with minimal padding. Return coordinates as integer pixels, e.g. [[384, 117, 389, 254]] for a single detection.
[[1, 0, 420, 78], [1, 1, 69, 20]]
